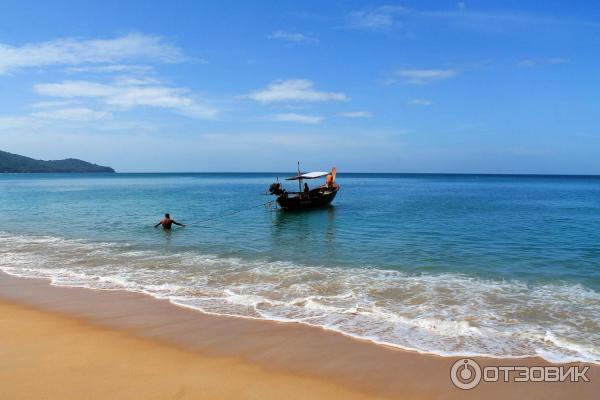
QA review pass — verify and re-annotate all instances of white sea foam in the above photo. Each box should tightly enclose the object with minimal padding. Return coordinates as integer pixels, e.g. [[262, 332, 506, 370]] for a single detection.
[[0, 231, 598, 364]]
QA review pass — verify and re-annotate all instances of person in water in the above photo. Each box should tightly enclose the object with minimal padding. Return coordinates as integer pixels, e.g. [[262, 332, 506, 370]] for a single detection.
[[154, 213, 185, 229]]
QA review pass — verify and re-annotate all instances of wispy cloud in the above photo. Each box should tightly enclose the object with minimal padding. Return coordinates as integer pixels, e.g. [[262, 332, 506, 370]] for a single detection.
[[244, 79, 348, 103], [0, 34, 183, 74], [269, 30, 319, 44], [34, 78, 217, 119], [340, 111, 372, 118], [0, 116, 35, 130], [408, 99, 432, 106], [30, 100, 80, 109], [518, 57, 569, 67], [420, 10, 599, 29], [391, 69, 458, 84], [268, 113, 323, 124], [65, 64, 155, 74], [31, 107, 110, 121], [346, 5, 409, 30], [345, 4, 599, 34]]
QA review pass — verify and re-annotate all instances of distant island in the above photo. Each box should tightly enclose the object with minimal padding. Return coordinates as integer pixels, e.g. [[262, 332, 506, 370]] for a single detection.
[[0, 150, 115, 173]]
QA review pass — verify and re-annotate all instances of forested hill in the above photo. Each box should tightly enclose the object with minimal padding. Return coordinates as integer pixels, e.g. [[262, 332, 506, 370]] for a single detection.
[[0, 150, 115, 173]]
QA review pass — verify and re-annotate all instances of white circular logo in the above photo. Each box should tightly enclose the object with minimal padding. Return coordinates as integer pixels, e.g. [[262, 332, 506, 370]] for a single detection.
[[450, 358, 482, 390]]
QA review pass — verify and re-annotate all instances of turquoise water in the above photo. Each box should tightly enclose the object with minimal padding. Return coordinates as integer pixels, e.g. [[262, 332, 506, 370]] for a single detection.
[[1, 173, 599, 363]]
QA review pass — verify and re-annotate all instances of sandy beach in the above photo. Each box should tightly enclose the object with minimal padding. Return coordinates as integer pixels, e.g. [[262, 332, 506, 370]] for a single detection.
[[2, 0, 599, 397], [0, 301, 388, 400], [0, 272, 597, 399]]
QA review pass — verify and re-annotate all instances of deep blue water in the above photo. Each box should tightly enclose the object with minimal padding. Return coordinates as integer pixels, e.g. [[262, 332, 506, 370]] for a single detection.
[[1, 173, 599, 362]]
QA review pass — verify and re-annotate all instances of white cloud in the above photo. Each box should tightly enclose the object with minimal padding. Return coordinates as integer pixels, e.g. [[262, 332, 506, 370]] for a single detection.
[[347, 5, 409, 30], [0, 111, 159, 133], [518, 57, 569, 67], [269, 30, 318, 44], [408, 99, 431, 106], [36, 81, 115, 98], [346, 4, 598, 35], [340, 111, 372, 118], [421, 10, 597, 29], [34, 78, 217, 119], [0, 34, 183, 74], [31, 107, 110, 121], [112, 76, 161, 86], [518, 59, 536, 67], [30, 100, 80, 109], [244, 79, 348, 103], [0, 116, 32, 130], [269, 113, 324, 124], [393, 69, 458, 84], [65, 64, 155, 74]]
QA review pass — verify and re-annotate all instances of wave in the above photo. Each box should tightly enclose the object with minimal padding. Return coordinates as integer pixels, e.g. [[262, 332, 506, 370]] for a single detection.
[[0, 231, 598, 364]]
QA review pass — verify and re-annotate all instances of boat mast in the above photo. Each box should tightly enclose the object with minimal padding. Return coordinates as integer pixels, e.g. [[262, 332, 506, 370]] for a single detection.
[[297, 161, 302, 192]]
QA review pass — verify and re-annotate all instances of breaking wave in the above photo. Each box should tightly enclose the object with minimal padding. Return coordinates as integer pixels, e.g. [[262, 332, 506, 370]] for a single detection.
[[1, 231, 598, 364]]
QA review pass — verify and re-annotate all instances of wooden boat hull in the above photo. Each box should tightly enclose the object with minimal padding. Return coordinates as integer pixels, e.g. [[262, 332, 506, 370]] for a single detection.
[[277, 187, 339, 210]]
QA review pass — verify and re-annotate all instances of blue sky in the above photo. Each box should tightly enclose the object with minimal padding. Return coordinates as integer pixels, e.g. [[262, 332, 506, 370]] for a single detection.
[[0, 1, 598, 173]]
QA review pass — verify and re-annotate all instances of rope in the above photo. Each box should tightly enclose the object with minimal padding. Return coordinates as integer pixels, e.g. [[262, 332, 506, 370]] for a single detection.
[[188, 200, 277, 225]]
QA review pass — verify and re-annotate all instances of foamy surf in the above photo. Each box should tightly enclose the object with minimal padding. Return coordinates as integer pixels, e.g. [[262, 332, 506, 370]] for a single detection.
[[0, 231, 598, 365]]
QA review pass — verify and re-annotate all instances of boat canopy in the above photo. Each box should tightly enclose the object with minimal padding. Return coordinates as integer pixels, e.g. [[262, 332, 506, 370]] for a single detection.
[[285, 171, 330, 180]]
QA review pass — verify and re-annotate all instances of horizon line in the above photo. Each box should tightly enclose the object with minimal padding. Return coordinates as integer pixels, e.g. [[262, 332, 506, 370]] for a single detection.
[[71, 171, 600, 177]]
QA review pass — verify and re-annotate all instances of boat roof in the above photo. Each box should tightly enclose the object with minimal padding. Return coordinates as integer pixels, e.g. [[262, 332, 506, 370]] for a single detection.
[[285, 171, 329, 180]]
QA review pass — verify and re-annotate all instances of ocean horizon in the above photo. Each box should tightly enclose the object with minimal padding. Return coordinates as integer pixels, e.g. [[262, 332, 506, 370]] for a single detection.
[[4, 171, 596, 176], [1, 172, 599, 364]]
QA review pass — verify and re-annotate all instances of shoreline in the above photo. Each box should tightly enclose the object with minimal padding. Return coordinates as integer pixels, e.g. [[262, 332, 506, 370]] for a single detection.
[[0, 301, 385, 400], [6, 266, 581, 365], [0, 271, 597, 399]]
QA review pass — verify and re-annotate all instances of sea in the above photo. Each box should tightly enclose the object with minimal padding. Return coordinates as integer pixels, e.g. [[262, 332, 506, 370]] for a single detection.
[[0, 172, 599, 364]]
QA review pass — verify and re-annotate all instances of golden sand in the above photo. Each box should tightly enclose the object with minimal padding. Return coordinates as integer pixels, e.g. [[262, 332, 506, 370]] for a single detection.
[[0, 272, 597, 400], [0, 301, 388, 400]]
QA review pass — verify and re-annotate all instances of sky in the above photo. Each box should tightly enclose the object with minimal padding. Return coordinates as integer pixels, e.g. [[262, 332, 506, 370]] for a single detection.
[[0, 0, 599, 173]]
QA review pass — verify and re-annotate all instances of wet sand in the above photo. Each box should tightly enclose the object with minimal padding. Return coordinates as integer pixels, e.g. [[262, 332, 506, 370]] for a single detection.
[[0, 301, 390, 400], [0, 271, 597, 399]]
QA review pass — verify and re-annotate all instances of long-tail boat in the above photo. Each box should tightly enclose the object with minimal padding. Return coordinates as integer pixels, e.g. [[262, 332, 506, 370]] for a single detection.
[[268, 163, 339, 210]]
